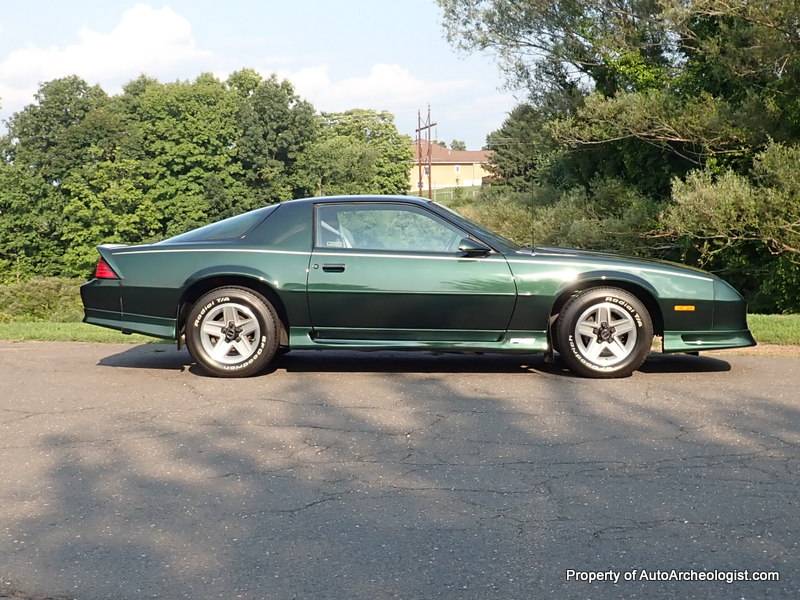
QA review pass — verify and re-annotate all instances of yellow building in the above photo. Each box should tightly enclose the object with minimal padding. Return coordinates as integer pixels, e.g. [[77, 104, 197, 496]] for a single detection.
[[409, 142, 491, 193]]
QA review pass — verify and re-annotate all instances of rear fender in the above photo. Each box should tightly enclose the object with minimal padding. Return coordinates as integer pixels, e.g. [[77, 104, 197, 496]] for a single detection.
[[181, 265, 277, 292]]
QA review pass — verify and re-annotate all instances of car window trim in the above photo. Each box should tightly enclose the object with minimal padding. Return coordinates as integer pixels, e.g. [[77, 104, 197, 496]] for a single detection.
[[311, 201, 492, 256], [238, 203, 282, 241], [162, 204, 280, 245]]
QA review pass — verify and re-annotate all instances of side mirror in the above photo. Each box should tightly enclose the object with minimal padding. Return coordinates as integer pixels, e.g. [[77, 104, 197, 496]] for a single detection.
[[458, 237, 491, 257]]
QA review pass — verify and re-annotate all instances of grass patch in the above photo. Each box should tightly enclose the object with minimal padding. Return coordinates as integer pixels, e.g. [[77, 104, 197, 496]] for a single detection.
[[748, 314, 800, 345], [0, 315, 797, 346], [0, 322, 155, 344], [429, 186, 482, 203]]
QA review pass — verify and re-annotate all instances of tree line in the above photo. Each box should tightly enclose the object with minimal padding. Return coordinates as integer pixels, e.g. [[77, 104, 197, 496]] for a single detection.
[[439, 0, 800, 312], [0, 70, 411, 278]]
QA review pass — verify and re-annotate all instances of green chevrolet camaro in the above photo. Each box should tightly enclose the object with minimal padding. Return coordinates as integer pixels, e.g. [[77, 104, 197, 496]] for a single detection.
[[81, 195, 755, 378]]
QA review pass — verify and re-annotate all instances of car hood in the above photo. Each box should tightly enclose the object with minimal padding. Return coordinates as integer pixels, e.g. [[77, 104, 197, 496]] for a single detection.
[[511, 246, 716, 279]]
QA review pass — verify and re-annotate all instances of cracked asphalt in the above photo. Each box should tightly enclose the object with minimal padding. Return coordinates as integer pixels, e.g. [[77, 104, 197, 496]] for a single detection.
[[1, 341, 798, 599]]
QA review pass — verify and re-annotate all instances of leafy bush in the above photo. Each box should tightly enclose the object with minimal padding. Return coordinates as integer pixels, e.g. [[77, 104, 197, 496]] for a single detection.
[[0, 278, 84, 323], [752, 256, 800, 314], [658, 142, 800, 312], [448, 179, 659, 255], [452, 190, 535, 245]]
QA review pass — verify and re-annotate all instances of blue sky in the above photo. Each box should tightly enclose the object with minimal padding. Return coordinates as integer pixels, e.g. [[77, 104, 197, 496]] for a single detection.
[[0, 1, 520, 148]]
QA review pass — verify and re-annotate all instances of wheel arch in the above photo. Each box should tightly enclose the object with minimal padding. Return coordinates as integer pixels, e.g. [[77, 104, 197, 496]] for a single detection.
[[177, 270, 290, 346], [550, 272, 664, 337]]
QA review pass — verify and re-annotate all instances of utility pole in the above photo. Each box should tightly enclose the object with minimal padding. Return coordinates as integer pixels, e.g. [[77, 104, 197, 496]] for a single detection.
[[415, 105, 437, 199]]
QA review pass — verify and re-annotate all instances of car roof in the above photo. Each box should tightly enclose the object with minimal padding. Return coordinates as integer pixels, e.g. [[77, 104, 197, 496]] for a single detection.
[[280, 194, 433, 207]]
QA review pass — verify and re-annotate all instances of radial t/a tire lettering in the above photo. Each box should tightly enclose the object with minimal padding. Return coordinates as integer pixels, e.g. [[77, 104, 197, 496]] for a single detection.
[[185, 287, 280, 378], [556, 287, 653, 378]]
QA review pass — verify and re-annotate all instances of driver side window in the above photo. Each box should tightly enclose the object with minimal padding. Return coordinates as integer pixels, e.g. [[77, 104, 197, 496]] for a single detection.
[[315, 203, 464, 253]]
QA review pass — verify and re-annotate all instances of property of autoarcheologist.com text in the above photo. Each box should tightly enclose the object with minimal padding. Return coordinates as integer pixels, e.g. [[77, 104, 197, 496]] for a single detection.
[[566, 569, 780, 584]]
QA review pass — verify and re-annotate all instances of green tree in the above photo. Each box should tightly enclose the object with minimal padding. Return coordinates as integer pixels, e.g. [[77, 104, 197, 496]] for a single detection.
[[450, 139, 466, 150], [3, 76, 109, 184], [302, 110, 412, 195], [0, 162, 63, 277], [300, 133, 378, 196], [659, 141, 800, 311], [119, 73, 250, 236], [59, 159, 162, 276], [0, 72, 320, 274], [662, 142, 800, 261], [0, 77, 114, 275], [232, 72, 318, 202], [440, 0, 800, 313], [485, 105, 551, 190], [437, 0, 670, 101]]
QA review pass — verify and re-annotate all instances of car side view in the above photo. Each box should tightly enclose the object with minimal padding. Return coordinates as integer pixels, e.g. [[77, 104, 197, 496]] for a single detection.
[[81, 195, 756, 378]]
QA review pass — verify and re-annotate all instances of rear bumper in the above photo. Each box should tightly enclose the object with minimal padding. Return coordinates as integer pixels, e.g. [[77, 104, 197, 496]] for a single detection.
[[81, 279, 176, 339], [83, 310, 176, 339], [663, 329, 757, 353]]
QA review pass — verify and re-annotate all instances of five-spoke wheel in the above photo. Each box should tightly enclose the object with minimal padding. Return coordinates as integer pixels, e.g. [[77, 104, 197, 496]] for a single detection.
[[199, 302, 262, 365], [556, 287, 653, 378], [572, 301, 638, 368], [186, 287, 279, 377]]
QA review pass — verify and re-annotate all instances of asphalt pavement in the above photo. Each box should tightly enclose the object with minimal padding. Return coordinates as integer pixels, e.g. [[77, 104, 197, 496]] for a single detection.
[[0, 341, 798, 599]]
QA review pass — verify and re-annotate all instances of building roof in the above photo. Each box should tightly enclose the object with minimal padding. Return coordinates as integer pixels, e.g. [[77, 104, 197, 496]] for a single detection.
[[411, 141, 490, 165]]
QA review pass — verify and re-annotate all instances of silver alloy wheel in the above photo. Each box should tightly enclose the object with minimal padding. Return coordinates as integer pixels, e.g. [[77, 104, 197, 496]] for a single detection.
[[199, 302, 261, 366], [573, 301, 638, 367]]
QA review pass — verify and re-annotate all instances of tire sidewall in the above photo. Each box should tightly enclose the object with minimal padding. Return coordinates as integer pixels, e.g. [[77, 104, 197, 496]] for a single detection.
[[559, 289, 653, 377], [186, 288, 277, 377]]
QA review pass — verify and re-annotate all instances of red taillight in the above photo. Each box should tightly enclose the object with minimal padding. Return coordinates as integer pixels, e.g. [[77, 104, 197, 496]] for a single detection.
[[94, 257, 119, 279]]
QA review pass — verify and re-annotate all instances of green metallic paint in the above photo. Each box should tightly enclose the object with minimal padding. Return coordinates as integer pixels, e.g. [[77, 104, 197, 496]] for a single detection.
[[81, 194, 755, 356], [307, 249, 516, 338], [289, 326, 549, 352], [663, 330, 757, 353], [80, 308, 174, 339]]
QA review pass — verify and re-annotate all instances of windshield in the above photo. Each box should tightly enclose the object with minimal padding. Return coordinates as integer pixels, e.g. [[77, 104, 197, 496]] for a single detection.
[[431, 201, 521, 251]]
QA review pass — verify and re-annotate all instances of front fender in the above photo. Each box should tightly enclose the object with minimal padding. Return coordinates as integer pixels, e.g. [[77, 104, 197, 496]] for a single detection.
[[556, 270, 661, 304], [554, 268, 715, 332], [506, 255, 716, 333]]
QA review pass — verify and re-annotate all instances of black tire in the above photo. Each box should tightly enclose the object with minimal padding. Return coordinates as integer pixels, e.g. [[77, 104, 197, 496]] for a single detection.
[[185, 287, 280, 377], [555, 287, 653, 378]]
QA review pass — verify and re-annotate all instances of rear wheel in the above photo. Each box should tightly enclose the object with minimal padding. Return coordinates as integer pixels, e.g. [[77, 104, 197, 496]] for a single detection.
[[556, 287, 653, 378], [186, 287, 279, 377]]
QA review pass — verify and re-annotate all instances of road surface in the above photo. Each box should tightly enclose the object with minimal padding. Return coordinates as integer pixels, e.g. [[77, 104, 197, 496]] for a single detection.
[[1, 342, 798, 599]]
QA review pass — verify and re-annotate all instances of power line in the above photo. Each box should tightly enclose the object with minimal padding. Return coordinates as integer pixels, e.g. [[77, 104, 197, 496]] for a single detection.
[[415, 104, 437, 200]]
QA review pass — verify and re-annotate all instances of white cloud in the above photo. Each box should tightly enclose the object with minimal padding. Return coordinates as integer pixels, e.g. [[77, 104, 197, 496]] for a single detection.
[[269, 63, 515, 145], [0, 4, 511, 147], [277, 63, 473, 114], [0, 4, 209, 115]]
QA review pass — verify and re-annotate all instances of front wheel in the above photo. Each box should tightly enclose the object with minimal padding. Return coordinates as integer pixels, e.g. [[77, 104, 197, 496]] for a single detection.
[[556, 287, 653, 378], [185, 287, 280, 377]]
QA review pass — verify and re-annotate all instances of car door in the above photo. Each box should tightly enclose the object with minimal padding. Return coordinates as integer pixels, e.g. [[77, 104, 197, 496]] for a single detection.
[[307, 201, 516, 342]]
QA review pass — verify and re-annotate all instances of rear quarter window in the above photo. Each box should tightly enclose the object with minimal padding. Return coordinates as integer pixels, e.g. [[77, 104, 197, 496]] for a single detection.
[[246, 201, 312, 251], [162, 205, 277, 243]]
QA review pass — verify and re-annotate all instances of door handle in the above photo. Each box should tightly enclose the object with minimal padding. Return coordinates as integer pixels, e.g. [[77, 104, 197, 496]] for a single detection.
[[322, 264, 346, 273]]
